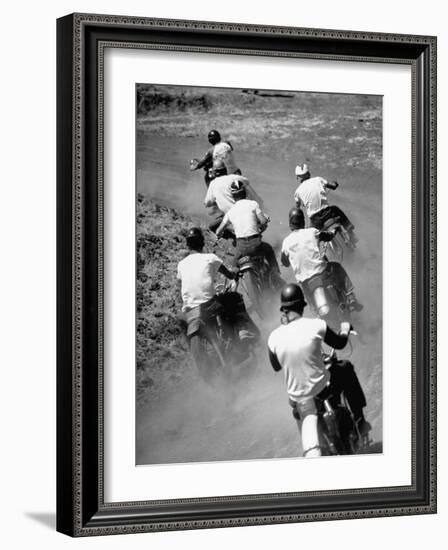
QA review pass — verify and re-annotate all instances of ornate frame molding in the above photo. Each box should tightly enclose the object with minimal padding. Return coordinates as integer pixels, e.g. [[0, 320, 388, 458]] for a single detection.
[[57, 13, 437, 537]]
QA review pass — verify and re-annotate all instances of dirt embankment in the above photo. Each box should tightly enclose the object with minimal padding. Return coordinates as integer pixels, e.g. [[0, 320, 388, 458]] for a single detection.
[[136, 193, 232, 403]]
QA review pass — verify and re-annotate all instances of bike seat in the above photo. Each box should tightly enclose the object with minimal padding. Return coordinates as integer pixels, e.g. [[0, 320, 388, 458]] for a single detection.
[[238, 255, 264, 268], [322, 218, 339, 230]]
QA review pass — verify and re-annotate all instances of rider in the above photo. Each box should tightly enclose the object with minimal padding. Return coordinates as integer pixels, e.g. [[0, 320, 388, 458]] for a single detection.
[[204, 173, 264, 234], [177, 227, 237, 312], [177, 227, 257, 341], [190, 130, 241, 186], [294, 163, 355, 235], [267, 283, 371, 458], [215, 181, 282, 283], [281, 208, 363, 313]]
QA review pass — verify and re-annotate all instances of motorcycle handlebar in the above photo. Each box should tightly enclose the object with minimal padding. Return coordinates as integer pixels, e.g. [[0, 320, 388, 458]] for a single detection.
[[324, 327, 357, 365], [325, 180, 339, 191]]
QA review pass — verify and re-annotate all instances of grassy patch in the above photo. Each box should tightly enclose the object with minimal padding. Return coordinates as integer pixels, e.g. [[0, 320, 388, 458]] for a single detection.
[[136, 84, 382, 173], [136, 193, 233, 403]]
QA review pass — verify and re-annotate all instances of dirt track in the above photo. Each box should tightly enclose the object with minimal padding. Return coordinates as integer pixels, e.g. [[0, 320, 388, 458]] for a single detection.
[[135, 90, 382, 464]]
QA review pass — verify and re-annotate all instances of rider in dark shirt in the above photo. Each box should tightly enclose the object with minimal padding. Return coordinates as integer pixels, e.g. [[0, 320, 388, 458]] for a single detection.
[[190, 129, 241, 186]]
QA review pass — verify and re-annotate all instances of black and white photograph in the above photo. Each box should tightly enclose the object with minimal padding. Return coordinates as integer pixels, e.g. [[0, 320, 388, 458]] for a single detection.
[[135, 84, 383, 465], [0, 0, 441, 545]]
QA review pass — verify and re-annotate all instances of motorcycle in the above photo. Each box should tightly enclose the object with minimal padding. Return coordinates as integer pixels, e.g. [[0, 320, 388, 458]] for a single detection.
[[238, 252, 284, 321], [237, 255, 270, 320], [213, 216, 283, 321], [185, 282, 259, 383], [315, 350, 370, 455]]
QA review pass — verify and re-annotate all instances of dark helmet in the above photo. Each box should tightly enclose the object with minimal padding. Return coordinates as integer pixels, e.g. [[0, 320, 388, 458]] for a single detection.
[[230, 179, 247, 200], [185, 227, 204, 250], [207, 129, 221, 145], [280, 283, 307, 312], [288, 207, 305, 230]]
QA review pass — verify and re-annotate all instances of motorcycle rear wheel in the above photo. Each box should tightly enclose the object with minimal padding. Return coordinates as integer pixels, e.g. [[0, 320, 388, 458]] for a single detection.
[[190, 332, 225, 383], [326, 235, 345, 263], [336, 406, 359, 454], [318, 408, 357, 456], [240, 270, 265, 319]]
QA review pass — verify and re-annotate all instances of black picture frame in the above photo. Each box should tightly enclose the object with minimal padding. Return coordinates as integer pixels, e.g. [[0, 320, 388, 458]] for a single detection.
[[57, 13, 437, 537]]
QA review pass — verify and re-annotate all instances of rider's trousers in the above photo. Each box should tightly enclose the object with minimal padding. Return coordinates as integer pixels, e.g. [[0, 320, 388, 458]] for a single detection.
[[232, 235, 281, 274], [303, 262, 355, 299]]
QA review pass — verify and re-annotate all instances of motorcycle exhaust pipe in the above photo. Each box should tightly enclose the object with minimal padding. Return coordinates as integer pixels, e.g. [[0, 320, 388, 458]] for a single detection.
[[313, 286, 330, 317]]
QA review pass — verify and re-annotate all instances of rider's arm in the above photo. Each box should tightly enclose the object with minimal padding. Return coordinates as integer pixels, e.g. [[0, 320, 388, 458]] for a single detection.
[[268, 349, 282, 372], [324, 180, 339, 191], [215, 214, 230, 238], [281, 251, 290, 267], [254, 204, 269, 229], [323, 322, 351, 349], [194, 148, 213, 170], [218, 264, 237, 280], [294, 188, 302, 207], [204, 184, 215, 207]]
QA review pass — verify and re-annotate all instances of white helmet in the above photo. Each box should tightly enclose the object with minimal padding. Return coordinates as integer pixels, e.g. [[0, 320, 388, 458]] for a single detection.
[[295, 163, 309, 177]]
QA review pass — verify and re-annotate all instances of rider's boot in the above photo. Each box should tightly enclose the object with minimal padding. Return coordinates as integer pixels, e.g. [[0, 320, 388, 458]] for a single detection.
[[345, 221, 356, 233], [349, 230, 358, 244], [356, 417, 372, 438], [346, 292, 363, 312], [346, 227, 358, 247], [238, 328, 257, 342]]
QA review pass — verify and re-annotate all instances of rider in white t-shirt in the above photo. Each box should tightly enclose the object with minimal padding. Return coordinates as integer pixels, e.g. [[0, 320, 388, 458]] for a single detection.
[[294, 173, 330, 218], [212, 140, 239, 175], [178, 227, 258, 379], [220, 198, 266, 239], [281, 208, 363, 313], [294, 163, 354, 233], [204, 173, 265, 239], [204, 174, 264, 215], [268, 283, 370, 457], [176, 227, 236, 312], [281, 227, 327, 283], [215, 180, 281, 273]]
